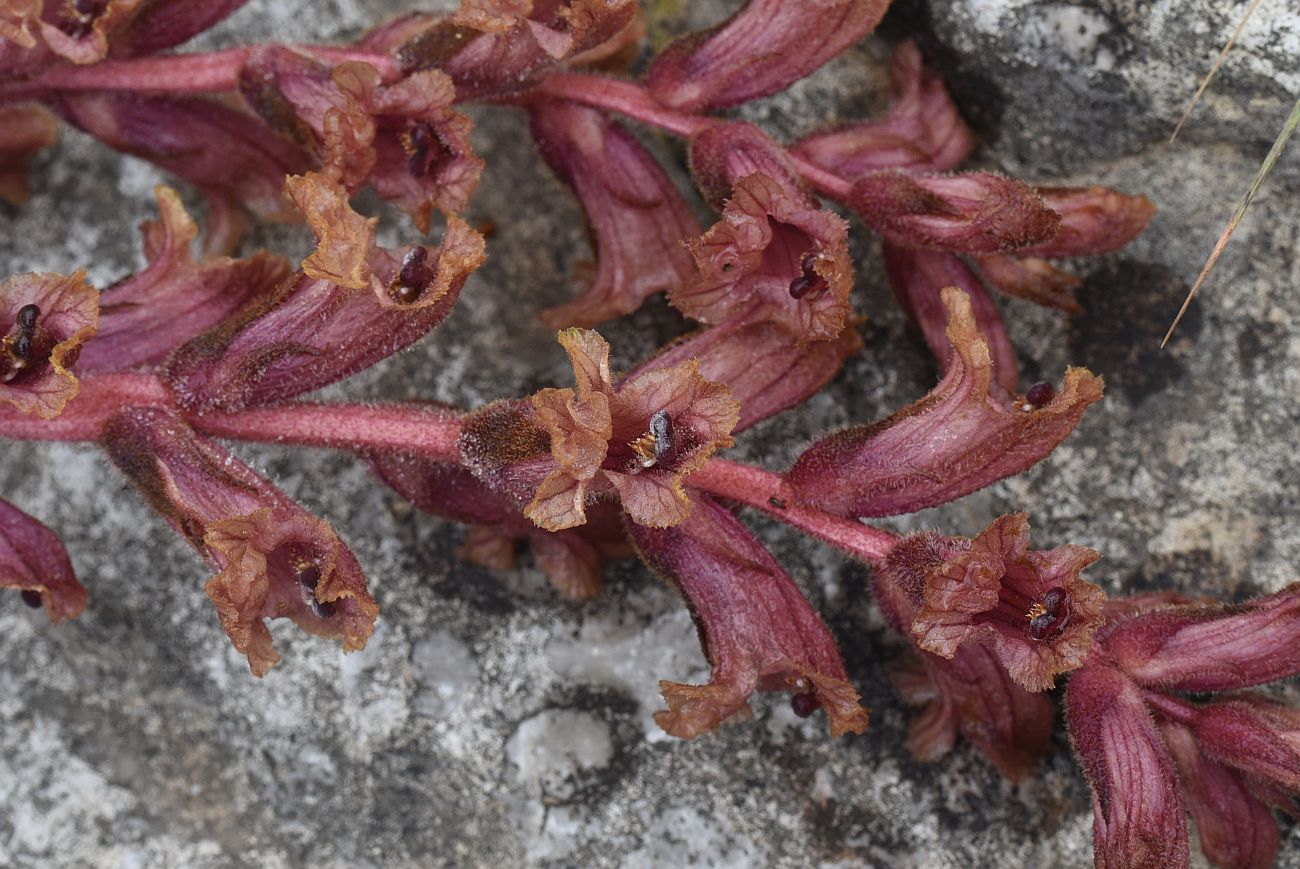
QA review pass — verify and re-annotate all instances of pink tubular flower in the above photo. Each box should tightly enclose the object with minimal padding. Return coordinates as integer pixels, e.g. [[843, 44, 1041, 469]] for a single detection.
[[1, 269, 98, 418], [0, 497, 87, 622], [161, 172, 485, 412], [871, 547, 1054, 780], [524, 328, 738, 530], [792, 41, 974, 175], [528, 97, 701, 329], [850, 170, 1061, 255], [101, 406, 378, 676], [785, 288, 1102, 517], [0, 0, 248, 74], [907, 515, 1103, 691], [53, 90, 311, 224], [1066, 584, 1300, 869], [880, 514, 1105, 692], [673, 172, 853, 343], [629, 493, 868, 739], [645, 0, 889, 112], [240, 47, 483, 230]]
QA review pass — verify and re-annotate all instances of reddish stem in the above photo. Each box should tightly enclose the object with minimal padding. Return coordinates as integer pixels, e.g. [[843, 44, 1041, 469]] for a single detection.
[[191, 401, 463, 462], [689, 458, 897, 565], [1143, 690, 1198, 725], [0, 373, 169, 441], [0, 45, 399, 100], [533, 73, 855, 202], [536, 73, 715, 138]]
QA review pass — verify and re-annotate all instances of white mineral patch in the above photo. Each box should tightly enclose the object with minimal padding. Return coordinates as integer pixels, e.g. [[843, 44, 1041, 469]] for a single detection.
[[546, 607, 706, 742], [620, 806, 767, 869], [411, 629, 480, 718]]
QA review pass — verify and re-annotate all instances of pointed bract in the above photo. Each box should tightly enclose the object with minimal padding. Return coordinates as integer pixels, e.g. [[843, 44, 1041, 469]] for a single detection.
[[645, 0, 889, 112], [786, 288, 1102, 517], [0, 498, 87, 622], [80, 186, 292, 373], [1066, 662, 1190, 869], [883, 243, 1019, 391], [629, 493, 868, 739], [1, 270, 98, 419], [529, 98, 701, 328]]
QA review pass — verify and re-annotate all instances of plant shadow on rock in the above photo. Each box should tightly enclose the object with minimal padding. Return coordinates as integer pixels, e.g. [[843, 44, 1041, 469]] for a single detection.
[[1068, 259, 1202, 406]]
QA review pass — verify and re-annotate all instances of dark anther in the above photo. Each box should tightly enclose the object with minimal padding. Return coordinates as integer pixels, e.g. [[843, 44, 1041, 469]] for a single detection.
[[16, 304, 39, 330], [296, 563, 321, 592], [311, 599, 337, 618], [768, 496, 787, 509], [1025, 381, 1056, 409], [649, 409, 675, 465], [789, 252, 828, 300], [296, 561, 335, 617], [73, 0, 108, 14], [12, 333, 32, 361], [1027, 587, 1071, 641], [791, 692, 819, 718], [21, 589, 43, 609], [392, 247, 430, 304], [405, 124, 436, 178]]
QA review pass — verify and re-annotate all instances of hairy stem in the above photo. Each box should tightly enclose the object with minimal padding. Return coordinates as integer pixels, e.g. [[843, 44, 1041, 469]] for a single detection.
[[0, 46, 399, 101], [533, 73, 854, 201], [0, 373, 169, 441], [191, 401, 463, 462], [689, 458, 897, 564]]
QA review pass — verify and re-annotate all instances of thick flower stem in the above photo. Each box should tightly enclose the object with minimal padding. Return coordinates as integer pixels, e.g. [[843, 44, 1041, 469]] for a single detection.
[[0, 373, 170, 440], [535, 73, 714, 138], [0, 46, 399, 101], [191, 402, 463, 462], [689, 458, 897, 565], [533, 73, 854, 201]]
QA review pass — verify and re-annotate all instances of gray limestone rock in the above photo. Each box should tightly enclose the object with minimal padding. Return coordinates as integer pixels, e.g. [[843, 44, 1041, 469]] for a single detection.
[[2, 1, 1299, 867]]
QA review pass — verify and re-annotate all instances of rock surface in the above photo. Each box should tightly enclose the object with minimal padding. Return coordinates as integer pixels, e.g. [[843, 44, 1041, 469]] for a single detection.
[[2, 0, 1299, 867]]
